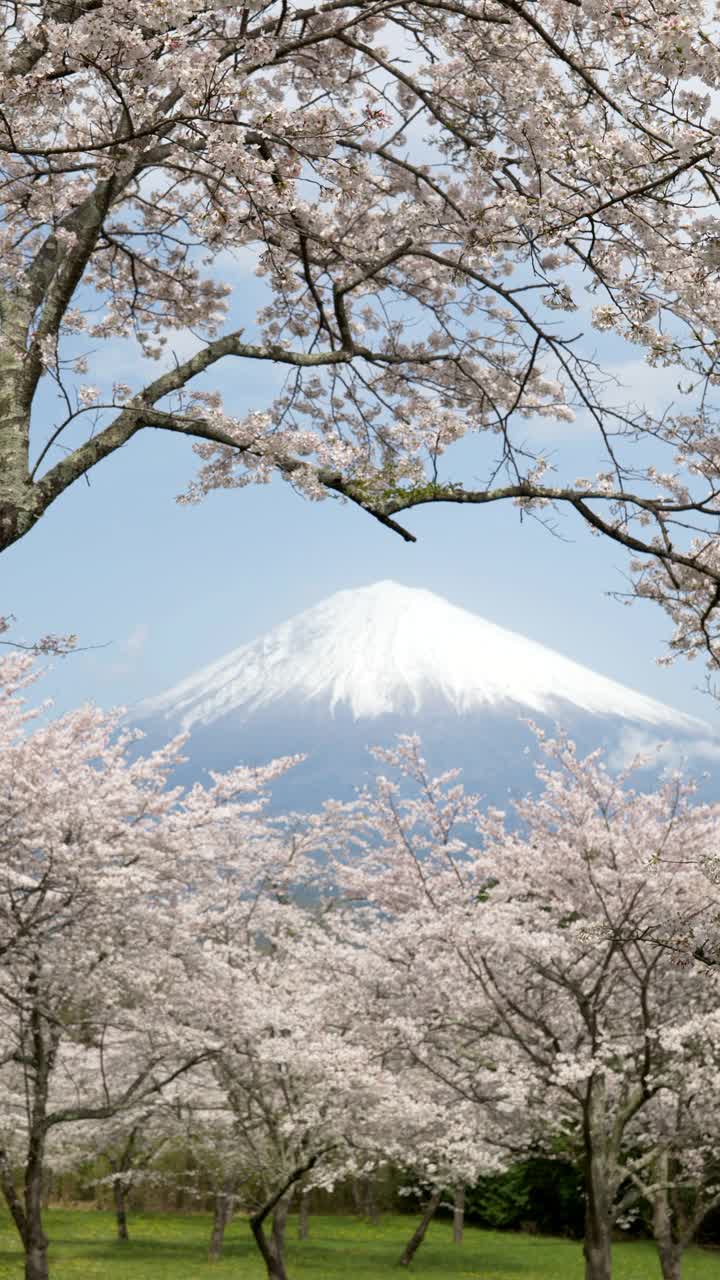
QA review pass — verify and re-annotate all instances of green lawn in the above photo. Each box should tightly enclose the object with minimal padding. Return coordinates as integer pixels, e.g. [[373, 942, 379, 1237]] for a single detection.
[[0, 1210, 716, 1279]]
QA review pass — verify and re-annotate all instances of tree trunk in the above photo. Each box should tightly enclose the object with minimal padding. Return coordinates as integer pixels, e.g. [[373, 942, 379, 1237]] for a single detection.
[[581, 1081, 614, 1280], [453, 1186, 465, 1245], [269, 1190, 291, 1278], [251, 1191, 292, 1280], [114, 1180, 129, 1242], [0, 1154, 29, 1249], [364, 1177, 380, 1226], [0, 334, 38, 556], [351, 1179, 364, 1215], [16, 984, 57, 1280], [398, 1189, 441, 1267], [298, 1193, 310, 1240], [250, 1157, 323, 1280], [23, 1154, 49, 1280], [656, 1241, 683, 1280], [583, 1157, 612, 1280], [651, 1150, 684, 1280], [208, 1183, 234, 1262]]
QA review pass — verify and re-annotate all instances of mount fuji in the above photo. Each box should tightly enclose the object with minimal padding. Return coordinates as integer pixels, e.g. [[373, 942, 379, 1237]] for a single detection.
[[135, 582, 720, 808]]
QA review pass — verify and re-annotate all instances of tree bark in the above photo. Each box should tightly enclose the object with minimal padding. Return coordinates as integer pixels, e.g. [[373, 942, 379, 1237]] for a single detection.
[[656, 1242, 683, 1280], [583, 1150, 613, 1280], [0, 1152, 29, 1250], [269, 1190, 292, 1278], [23, 1147, 50, 1280], [0, 321, 38, 555], [113, 1180, 129, 1243], [208, 1182, 234, 1262], [0, 318, 49, 554], [364, 1177, 380, 1226], [651, 1150, 685, 1280], [583, 1202, 612, 1280], [251, 1190, 293, 1280], [251, 1217, 289, 1280], [249, 1153, 325, 1280], [453, 1186, 465, 1245], [19, 979, 62, 1280], [398, 1189, 441, 1267], [580, 1078, 615, 1280], [298, 1192, 310, 1240]]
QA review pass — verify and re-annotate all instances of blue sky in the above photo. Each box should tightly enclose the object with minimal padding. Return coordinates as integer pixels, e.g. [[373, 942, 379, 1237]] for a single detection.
[[2, 251, 716, 728], [3, 414, 715, 727]]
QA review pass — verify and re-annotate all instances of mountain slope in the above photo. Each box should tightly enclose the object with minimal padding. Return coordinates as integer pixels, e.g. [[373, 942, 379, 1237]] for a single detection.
[[140, 581, 704, 733], [134, 582, 720, 810]]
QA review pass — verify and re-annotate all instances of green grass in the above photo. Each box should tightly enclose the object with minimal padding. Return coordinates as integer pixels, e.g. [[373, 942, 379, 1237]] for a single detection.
[[0, 1210, 716, 1279]]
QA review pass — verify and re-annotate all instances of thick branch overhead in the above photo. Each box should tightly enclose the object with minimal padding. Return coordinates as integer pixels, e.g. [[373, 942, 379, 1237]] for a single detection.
[[2, 1, 720, 664]]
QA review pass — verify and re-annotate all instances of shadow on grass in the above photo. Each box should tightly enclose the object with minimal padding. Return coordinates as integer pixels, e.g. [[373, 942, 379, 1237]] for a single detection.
[[3, 1212, 718, 1280], [0, 1215, 566, 1279], [0, 1214, 261, 1274], [284, 1222, 551, 1276]]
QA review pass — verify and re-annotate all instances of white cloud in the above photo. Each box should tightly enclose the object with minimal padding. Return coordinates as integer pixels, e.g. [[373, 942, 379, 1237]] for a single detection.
[[106, 622, 150, 678], [126, 622, 149, 658], [213, 245, 261, 281], [609, 726, 720, 775], [600, 358, 695, 416], [519, 352, 699, 449]]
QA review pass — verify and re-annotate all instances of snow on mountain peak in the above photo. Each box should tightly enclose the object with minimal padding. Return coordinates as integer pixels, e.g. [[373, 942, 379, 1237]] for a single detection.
[[139, 581, 705, 733]]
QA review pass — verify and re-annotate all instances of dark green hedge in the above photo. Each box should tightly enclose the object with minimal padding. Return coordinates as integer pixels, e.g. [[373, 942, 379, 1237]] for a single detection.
[[458, 1159, 585, 1238]]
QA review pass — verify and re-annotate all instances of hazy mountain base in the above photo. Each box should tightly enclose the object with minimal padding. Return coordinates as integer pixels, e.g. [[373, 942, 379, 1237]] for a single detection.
[[133, 698, 720, 815]]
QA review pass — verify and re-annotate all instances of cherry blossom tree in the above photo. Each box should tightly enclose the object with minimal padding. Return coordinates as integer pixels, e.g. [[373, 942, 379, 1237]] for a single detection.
[[328, 733, 720, 1280], [0, 615, 78, 657], [0, 650, 301, 1280], [6, 4, 720, 666], [177, 942, 370, 1280], [183, 910, 478, 1280], [182, 1112, 247, 1264], [124, 1084, 251, 1261], [51, 1102, 177, 1243], [10, 642, 720, 1280], [621, 1010, 720, 1280], [98, 1114, 169, 1244], [318, 744, 536, 1265], [167, 789, 508, 1280], [471, 739, 720, 1280]]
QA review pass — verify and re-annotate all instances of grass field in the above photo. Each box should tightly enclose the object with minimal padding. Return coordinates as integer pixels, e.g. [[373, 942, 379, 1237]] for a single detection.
[[0, 1210, 716, 1279]]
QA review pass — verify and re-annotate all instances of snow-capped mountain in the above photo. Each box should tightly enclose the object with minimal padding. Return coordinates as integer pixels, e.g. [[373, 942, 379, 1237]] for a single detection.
[[142, 581, 703, 731], [135, 582, 718, 808]]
